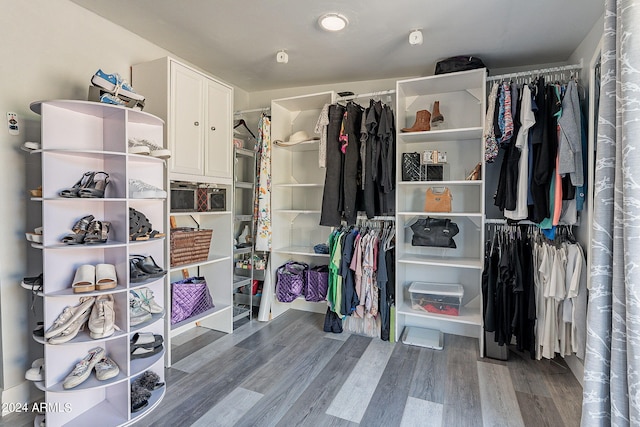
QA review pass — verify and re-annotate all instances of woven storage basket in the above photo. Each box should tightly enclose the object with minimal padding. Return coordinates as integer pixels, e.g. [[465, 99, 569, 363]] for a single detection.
[[170, 227, 213, 267]]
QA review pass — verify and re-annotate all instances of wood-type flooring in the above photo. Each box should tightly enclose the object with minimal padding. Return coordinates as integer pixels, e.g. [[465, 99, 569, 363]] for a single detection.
[[2, 309, 583, 427]]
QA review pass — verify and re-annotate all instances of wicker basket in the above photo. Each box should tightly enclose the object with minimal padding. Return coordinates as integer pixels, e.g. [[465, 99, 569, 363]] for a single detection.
[[170, 227, 213, 267]]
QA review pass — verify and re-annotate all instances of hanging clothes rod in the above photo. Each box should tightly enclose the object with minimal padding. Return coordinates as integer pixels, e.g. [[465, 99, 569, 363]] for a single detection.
[[485, 218, 537, 225], [356, 214, 396, 221], [486, 60, 583, 82], [234, 107, 271, 115], [336, 89, 396, 102]]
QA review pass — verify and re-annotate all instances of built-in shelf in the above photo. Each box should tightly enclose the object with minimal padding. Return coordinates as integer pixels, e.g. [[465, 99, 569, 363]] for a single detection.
[[273, 246, 330, 257], [397, 180, 483, 186], [169, 210, 231, 217], [45, 285, 128, 297], [235, 214, 253, 222], [168, 254, 230, 272], [45, 370, 128, 393], [274, 210, 321, 214], [398, 301, 482, 326], [398, 212, 483, 218], [398, 255, 483, 270], [273, 140, 320, 152], [234, 148, 255, 157], [273, 183, 324, 188], [398, 127, 483, 143], [233, 276, 252, 290], [170, 304, 231, 335], [233, 306, 250, 322], [235, 181, 254, 189], [234, 247, 252, 255]]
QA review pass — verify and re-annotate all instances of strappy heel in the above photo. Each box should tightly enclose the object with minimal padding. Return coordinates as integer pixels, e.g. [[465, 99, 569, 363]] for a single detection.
[[59, 172, 95, 198], [79, 172, 110, 198], [61, 215, 95, 244], [84, 220, 111, 244]]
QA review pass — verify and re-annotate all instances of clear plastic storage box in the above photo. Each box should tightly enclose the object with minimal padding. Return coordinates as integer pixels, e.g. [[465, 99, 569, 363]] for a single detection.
[[408, 282, 464, 316]]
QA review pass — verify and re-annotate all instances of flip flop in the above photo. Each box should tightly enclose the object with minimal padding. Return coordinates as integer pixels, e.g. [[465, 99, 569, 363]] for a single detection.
[[130, 343, 163, 359], [95, 264, 117, 290], [72, 265, 96, 293], [130, 332, 163, 349]]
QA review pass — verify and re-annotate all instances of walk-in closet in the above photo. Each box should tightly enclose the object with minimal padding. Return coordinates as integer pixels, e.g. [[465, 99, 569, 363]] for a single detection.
[[3, 1, 630, 426]]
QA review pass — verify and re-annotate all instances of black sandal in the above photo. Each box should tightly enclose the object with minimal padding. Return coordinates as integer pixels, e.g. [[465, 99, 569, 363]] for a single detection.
[[59, 172, 95, 198], [61, 214, 95, 244], [78, 172, 110, 198]]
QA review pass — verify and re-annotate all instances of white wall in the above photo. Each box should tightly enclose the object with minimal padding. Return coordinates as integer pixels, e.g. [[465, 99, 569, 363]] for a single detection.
[[0, 0, 239, 409]]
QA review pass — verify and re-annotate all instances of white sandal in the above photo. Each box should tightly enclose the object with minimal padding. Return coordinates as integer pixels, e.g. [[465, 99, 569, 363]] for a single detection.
[[95, 264, 117, 290], [72, 265, 95, 293]]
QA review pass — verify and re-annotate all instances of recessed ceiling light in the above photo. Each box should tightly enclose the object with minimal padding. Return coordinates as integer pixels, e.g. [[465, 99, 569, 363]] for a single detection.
[[318, 13, 349, 32]]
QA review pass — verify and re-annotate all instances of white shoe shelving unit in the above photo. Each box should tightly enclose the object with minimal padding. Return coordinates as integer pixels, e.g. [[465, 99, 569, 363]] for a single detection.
[[394, 69, 487, 352], [29, 100, 168, 426]]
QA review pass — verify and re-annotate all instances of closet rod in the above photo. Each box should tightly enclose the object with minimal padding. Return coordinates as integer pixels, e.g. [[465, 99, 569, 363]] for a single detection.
[[486, 60, 583, 82], [336, 89, 396, 102], [485, 218, 537, 225], [356, 215, 396, 221], [234, 107, 271, 115]]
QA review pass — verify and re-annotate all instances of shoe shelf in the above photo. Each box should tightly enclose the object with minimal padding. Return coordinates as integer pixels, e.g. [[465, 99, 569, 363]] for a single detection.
[[170, 304, 232, 336], [31, 100, 168, 425], [168, 254, 230, 272], [395, 69, 487, 350]]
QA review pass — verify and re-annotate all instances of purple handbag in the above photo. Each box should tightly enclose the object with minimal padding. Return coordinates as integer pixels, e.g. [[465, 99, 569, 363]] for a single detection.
[[276, 261, 308, 303], [305, 265, 329, 302], [171, 276, 215, 324]]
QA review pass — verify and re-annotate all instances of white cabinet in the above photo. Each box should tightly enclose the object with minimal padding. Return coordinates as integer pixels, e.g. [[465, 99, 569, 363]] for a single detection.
[[29, 100, 167, 425], [394, 69, 486, 352], [267, 92, 335, 318], [132, 57, 233, 184]]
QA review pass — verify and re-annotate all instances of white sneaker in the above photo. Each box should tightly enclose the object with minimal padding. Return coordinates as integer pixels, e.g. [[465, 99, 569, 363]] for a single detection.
[[129, 179, 167, 199], [95, 356, 119, 381], [88, 294, 121, 339], [25, 358, 44, 381], [130, 288, 164, 314], [48, 307, 92, 345], [129, 295, 153, 326], [62, 347, 105, 389], [128, 138, 171, 159], [45, 297, 95, 339]]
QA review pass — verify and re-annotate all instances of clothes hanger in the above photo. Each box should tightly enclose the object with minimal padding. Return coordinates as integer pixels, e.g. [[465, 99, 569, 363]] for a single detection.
[[233, 119, 256, 140]]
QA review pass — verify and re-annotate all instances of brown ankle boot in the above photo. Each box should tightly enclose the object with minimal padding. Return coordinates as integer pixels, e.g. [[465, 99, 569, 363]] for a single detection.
[[401, 110, 431, 132], [431, 101, 444, 127]]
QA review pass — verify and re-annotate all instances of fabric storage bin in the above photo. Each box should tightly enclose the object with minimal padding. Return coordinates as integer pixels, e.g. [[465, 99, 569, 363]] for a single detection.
[[408, 282, 463, 316]]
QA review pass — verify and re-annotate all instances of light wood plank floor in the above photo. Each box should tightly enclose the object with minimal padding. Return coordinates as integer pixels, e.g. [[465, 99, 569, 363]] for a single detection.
[[1, 309, 582, 427]]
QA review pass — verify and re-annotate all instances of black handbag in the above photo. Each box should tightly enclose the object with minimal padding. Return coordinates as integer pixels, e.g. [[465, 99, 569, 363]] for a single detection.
[[402, 152, 421, 181], [435, 56, 487, 75], [410, 217, 459, 248]]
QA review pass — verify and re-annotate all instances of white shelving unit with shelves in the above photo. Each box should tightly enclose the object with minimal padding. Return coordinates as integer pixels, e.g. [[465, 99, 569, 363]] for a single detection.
[[29, 100, 168, 425], [394, 68, 486, 352], [267, 91, 335, 318]]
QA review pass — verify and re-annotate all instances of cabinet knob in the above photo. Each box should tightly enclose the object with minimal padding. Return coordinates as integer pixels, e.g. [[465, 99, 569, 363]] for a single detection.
[[211, 126, 216, 131], [194, 121, 200, 126]]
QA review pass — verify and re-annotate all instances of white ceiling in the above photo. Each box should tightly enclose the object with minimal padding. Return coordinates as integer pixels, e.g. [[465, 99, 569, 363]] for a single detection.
[[70, 0, 603, 92]]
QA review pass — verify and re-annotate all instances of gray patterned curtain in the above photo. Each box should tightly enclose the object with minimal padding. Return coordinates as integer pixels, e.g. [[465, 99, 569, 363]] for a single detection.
[[582, 1, 640, 425]]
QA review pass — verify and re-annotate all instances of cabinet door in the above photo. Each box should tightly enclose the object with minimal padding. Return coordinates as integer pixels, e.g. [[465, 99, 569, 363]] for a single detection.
[[204, 79, 232, 179], [170, 63, 205, 175]]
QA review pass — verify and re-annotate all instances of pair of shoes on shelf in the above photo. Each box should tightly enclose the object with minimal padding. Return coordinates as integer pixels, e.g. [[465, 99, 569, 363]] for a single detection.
[[72, 264, 117, 293], [29, 185, 42, 197], [21, 141, 40, 152], [45, 297, 95, 344], [92, 69, 145, 101], [131, 370, 164, 412], [130, 333, 164, 359], [130, 255, 166, 282], [465, 162, 482, 181], [25, 226, 43, 243], [129, 208, 165, 240], [400, 101, 445, 132], [45, 295, 121, 343], [128, 138, 171, 159], [25, 358, 44, 381], [129, 179, 167, 199], [59, 171, 110, 198], [129, 288, 163, 326], [62, 347, 120, 389], [61, 215, 111, 245]]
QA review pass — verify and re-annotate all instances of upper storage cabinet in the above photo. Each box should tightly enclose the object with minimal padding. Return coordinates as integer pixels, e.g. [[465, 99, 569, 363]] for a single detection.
[[132, 57, 233, 184]]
